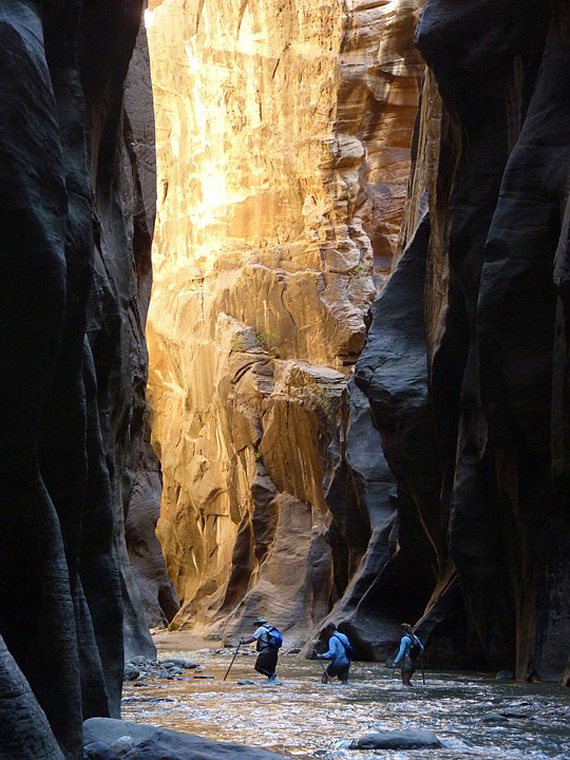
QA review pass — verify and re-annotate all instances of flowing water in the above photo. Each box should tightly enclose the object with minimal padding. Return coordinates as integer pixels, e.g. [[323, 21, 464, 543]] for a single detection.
[[122, 644, 570, 760]]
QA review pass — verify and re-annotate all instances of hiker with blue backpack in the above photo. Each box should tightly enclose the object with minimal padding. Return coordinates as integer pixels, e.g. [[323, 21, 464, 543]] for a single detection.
[[240, 615, 283, 682], [391, 622, 424, 686], [316, 623, 352, 683]]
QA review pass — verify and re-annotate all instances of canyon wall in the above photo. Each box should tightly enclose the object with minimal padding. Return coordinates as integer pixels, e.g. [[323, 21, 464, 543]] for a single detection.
[[357, 0, 570, 682], [147, 0, 570, 683], [145, 0, 424, 643], [0, 1, 162, 757]]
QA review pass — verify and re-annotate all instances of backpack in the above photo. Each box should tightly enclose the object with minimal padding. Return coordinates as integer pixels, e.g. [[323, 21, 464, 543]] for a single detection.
[[333, 632, 353, 659], [409, 634, 422, 660], [265, 625, 283, 649]]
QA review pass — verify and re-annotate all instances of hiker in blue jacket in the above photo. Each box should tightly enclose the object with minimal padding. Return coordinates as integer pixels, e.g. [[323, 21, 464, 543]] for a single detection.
[[316, 623, 352, 683], [392, 623, 423, 686], [240, 616, 279, 681]]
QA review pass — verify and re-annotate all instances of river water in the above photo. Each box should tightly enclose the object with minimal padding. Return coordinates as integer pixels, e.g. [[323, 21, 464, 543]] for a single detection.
[[122, 644, 570, 760]]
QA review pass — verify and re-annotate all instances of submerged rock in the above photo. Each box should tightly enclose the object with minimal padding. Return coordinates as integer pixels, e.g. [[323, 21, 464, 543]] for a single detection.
[[481, 712, 510, 724]]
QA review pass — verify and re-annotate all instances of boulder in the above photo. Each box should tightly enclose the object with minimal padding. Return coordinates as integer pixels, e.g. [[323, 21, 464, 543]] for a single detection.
[[84, 718, 290, 759], [350, 729, 442, 750], [159, 658, 199, 669], [83, 742, 119, 760]]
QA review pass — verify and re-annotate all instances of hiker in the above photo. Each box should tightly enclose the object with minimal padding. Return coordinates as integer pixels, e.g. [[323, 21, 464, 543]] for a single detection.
[[316, 623, 352, 683], [392, 623, 423, 686], [240, 616, 281, 681]]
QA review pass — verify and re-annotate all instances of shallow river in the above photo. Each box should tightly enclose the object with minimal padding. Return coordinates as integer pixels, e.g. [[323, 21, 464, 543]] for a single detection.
[[122, 645, 570, 760]]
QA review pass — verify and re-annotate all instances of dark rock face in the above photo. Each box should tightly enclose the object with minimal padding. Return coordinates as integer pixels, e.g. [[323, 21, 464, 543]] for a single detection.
[[0, 0, 162, 757], [0, 638, 66, 760], [126, 441, 179, 629], [357, 0, 570, 681], [83, 718, 291, 760]]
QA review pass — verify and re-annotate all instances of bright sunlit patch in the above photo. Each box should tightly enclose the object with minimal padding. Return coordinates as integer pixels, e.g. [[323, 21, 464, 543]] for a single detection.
[[144, 9, 154, 29]]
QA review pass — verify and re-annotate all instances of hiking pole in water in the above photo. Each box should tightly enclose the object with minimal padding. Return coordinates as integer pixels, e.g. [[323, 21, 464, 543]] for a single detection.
[[223, 641, 241, 681], [315, 651, 330, 683], [420, 655, 426, 685]]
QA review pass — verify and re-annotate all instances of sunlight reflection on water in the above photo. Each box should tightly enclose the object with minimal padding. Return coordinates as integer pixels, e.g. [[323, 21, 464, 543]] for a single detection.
[[121, 647, 570, 760]]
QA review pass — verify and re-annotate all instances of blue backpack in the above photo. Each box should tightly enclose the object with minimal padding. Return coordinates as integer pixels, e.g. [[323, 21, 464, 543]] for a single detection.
[[266, 625, 283, 649], [333, 632, 353, 658]]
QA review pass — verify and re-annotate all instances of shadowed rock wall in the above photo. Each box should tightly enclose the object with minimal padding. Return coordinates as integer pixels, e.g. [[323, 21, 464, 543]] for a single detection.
[[145, 0, 423, 641], [0, 1, 163, 757], [357, 0, 570, 682]]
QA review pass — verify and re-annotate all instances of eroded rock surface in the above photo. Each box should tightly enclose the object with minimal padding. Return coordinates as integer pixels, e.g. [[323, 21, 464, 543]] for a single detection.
[[145, 0, 423, 639], [0, 0, 160, 756], [357, 0, 570, 680]]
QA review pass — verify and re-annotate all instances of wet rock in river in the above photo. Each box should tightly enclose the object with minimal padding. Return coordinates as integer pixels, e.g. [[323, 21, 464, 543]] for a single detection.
[[123, 656, 197, 683], [159, 658, 199, 669], [495, 670, 515, 680], [481, 712, 510, 724], [123, 664, 140, 682], [350, 729, 442, 750]]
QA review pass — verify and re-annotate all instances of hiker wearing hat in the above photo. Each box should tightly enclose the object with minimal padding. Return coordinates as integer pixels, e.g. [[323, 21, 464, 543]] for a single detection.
[[316, 623, 352, 683], [392, 623, 423, 686], [240, 616, 281, 681]]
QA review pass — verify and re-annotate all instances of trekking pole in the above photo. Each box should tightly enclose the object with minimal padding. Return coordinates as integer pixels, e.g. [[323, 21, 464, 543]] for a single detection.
[[420, 655, 426, 685], [316, 652, 330, 683], [223, 641, 241, 681]]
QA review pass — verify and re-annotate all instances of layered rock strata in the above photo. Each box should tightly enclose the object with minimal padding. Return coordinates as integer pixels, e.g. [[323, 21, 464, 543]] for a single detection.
[[0, 1, 161, 757], [357, 0, 570, 681], [145, 0, 424, 638]]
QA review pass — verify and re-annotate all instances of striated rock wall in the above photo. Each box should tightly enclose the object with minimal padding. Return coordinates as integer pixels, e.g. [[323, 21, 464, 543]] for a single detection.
[[145, 0, 423, 639], [0, 1, 161, 757], [357, 0, 570, 681]]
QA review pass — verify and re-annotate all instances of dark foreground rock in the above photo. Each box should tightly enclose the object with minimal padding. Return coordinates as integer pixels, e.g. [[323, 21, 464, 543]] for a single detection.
[[0, 0, 168, 756], [83, 718, 290, 760], [349, 729, 442, 750]]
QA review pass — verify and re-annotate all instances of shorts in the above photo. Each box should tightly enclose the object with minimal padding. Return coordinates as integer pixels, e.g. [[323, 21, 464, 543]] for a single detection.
[[255, 647, 278, 677], [400, 655, 417, 674], [326, 661, 350, 683]]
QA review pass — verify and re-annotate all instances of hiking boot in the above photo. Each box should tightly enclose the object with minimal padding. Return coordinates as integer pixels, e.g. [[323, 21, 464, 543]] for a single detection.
[[268, 673, 277, 681]]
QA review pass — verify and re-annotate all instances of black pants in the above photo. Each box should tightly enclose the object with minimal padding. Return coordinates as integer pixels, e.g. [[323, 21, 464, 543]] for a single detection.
[[325, 661, 349, 683], [255, 647, 278, 677]]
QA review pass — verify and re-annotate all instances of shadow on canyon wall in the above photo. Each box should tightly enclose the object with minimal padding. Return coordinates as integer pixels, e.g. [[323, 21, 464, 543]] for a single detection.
[[0, 1, 174, 757], [1, 0, 570, 758], [356, 0, 570, 685]]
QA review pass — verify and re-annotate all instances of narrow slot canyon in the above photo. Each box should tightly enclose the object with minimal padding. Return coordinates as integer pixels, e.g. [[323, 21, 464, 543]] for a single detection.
[[141, 0, 423, 647], [1, 1, 570, 759]]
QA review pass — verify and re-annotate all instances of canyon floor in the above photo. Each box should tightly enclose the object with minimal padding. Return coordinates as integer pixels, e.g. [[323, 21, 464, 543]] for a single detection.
[[121, 633, 570, 760]]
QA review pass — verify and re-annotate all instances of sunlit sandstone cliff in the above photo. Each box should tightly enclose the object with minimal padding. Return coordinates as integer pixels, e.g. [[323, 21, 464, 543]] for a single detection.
[[145, 0, 424, 639]]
